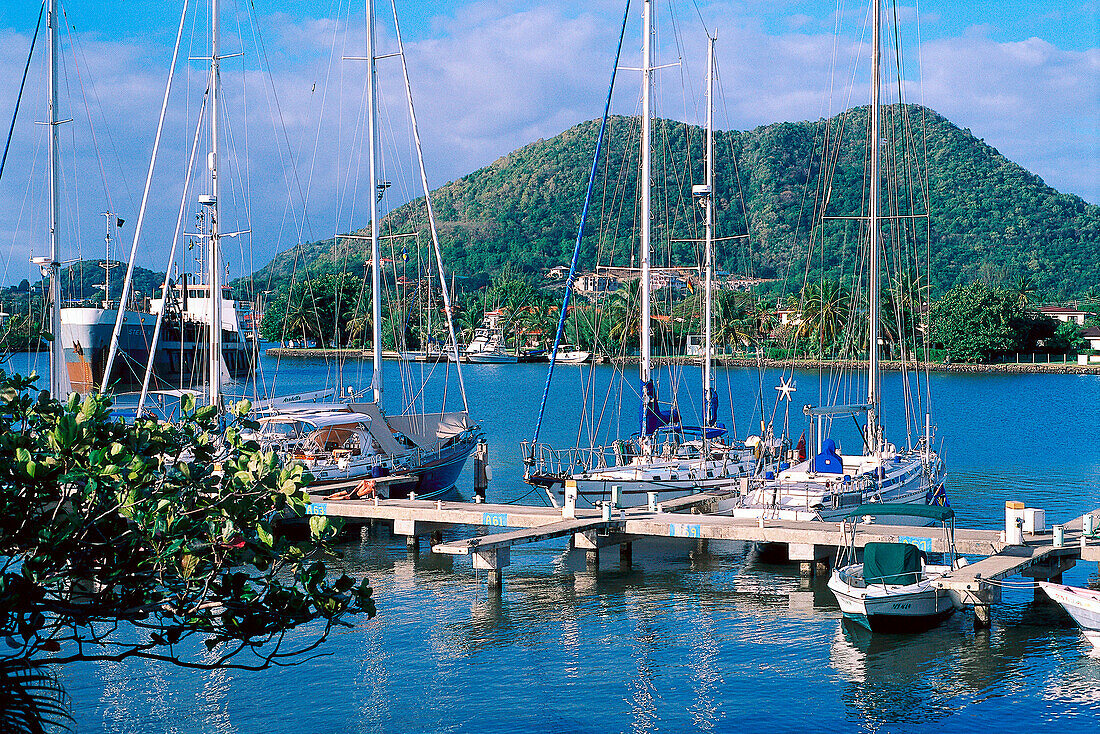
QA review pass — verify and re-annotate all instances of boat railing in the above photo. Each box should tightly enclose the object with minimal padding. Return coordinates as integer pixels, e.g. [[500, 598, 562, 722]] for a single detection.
[[747, 474, 873, 511], [521, 441, 619, 477]]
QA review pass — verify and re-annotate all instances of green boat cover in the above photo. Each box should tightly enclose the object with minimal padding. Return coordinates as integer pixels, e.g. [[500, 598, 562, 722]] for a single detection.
[[863, 542, 924, 585], [846, 503, 954, 521]]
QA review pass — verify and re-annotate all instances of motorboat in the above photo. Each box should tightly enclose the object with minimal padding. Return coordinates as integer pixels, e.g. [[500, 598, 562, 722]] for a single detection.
[[828, 503, 964, 633], [1039, 582, 1100, 650]]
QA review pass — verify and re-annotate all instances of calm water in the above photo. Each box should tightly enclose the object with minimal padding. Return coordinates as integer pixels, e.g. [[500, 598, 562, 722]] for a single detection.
[[5, 352, 1100, 732]]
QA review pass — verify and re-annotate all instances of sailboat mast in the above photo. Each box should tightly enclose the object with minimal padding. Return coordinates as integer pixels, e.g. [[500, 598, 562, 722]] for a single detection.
[[867, 0, 882, 452], [703, 34, 715, 429], [366, 0, 383, 404], [639, 0, 653, 437], [46, 0, 64, 399], [206, 0, 224, 411]]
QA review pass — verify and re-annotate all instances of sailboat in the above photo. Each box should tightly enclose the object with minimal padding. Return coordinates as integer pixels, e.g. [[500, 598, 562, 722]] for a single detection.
[[248, 0, 480, 496], [522, 6, 761, 508], [53, 0, 254, 401], [734, 0, 946, 523]]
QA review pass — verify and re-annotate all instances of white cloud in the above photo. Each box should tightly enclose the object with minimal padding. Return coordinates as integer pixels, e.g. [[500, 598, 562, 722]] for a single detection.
[[0, 1, 1096, 289]]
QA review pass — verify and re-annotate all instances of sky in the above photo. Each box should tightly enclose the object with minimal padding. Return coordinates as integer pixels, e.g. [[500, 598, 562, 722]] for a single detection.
[[0, 0, 1096, 288]]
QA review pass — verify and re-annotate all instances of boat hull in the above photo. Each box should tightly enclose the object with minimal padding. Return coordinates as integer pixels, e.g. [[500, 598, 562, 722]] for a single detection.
[[61, 306, 254, 393], [532, 454, 756, 508], [1039, 582, 1100, 649], [467, 352, 518, 363], [737, 451, 944, 523], [829, 572, 956, 633], [301, 432, 480, 498]]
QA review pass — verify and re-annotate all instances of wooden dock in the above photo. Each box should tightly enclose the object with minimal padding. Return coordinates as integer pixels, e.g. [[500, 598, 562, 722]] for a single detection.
[[304, 489, 1100, 628]]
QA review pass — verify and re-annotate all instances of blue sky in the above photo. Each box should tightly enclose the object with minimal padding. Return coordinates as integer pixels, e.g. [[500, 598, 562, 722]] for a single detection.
[[0, 0, 1096, 286]]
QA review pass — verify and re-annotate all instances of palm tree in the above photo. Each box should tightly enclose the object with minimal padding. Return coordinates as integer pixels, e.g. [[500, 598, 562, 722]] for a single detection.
[[0, 661, 74, 733], [795, 279, 852, 357], [605, 279, 641, 352], [1013, 274, 1036, 306]]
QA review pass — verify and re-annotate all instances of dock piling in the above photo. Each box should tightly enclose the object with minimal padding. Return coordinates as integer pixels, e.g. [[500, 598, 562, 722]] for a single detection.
[[474, 439, 489, 499], [974, 604, 992, 629], [620, 542, 632, 569]]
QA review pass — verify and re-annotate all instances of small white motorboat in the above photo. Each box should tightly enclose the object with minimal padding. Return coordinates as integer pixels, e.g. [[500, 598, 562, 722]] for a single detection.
[[551, 344, 590, 364], [1039, 581, 1100, 650], [828, 503, 963, 633]]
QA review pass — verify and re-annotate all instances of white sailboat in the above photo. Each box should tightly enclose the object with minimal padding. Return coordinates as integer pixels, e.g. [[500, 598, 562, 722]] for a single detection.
[[250, 0, 480, 497], [523, 12, 760, 508], [733, 0, 945, 523]]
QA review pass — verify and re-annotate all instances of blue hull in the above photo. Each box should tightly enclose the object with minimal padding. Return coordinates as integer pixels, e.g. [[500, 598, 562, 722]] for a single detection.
[[398, 438, 479, 498]]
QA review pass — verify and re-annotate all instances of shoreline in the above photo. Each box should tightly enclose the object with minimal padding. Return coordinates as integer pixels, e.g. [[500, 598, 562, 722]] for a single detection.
[[264, 348, 1100, 374]]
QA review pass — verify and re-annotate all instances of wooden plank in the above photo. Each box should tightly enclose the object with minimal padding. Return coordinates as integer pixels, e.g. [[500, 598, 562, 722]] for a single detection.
[[434, 517, 615, 555]]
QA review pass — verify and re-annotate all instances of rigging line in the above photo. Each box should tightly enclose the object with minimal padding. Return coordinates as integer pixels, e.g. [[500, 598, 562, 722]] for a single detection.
[[249, 5, 314, 247], [62, 5, 132, 212], [139, 93, 206, 414], [0, 1, 43, 187], [102, 0, 192, 392], [391, 0, 470, 413]]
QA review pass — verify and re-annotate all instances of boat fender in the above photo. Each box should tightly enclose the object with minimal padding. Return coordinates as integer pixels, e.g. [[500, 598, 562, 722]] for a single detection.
[[831, 491, 840, 510], [338, 456, 350, 471]]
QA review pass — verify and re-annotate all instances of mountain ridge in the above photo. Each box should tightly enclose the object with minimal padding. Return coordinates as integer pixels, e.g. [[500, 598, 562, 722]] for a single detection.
[[243, 105, 1100, 301]]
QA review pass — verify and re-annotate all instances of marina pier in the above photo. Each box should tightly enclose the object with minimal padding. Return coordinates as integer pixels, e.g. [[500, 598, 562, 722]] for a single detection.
[[305, 487, 1100, 629]]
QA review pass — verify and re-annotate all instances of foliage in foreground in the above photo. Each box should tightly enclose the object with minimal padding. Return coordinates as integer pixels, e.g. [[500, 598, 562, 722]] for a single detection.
[[0, 371, 374, 674]]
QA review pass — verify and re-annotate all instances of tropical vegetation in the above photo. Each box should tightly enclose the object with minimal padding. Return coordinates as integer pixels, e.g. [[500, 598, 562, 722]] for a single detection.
[[0, 370, 374, 726]]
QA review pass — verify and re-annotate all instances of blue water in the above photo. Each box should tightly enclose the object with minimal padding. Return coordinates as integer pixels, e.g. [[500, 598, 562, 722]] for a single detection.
[[5, 352, 1100, 732]]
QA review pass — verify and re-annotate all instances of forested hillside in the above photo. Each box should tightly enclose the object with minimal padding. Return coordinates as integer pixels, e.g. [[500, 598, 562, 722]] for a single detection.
[[245, 105, 1100, 301]]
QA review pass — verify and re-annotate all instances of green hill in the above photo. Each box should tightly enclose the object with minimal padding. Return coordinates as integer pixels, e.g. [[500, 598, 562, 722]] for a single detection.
[[244, 105, 1100, 300]]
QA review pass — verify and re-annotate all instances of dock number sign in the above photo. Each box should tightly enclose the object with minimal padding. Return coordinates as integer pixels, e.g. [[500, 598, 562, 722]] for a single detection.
[[482, 512, 509, 527], [306, 503, 327, 516], [898, 535, 934, 553], [669, 523, 702, 538]]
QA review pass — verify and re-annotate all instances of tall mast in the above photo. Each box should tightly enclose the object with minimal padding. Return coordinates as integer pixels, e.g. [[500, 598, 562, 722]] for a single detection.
[[638, 0, 653, 439], [702, 34, 715, 429], [103, 212, 112, 305], [46, 0, 64, 399], [206, 0, 224, 410], [867, 0, 882, 451], [366, 0, 383, 404]]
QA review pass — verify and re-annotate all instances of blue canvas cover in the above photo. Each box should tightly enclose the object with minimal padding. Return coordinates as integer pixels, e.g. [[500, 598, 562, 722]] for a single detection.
[[640, 379, 679, 436], [863, 542, 924, 585], [812, 438, 843, 474]]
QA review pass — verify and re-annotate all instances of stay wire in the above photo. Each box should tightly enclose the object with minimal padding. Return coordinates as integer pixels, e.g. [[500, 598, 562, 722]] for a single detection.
[[0, 1, 44, 187], [529, 0, 632, 452]]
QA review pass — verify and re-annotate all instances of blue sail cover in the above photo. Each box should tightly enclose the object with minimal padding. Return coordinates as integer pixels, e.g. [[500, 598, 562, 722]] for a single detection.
[[703, 387, 718, 426], [640, 379, 679, 436]]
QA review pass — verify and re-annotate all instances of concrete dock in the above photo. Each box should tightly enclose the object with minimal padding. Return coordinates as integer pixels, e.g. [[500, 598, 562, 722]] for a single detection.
[[304, 488, 1100, 628]]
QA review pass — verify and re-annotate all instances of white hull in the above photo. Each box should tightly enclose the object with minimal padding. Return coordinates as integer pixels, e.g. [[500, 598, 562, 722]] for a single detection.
[[467, 350, 517, 363], [829, 564, 957, 632], [1040, 582, 1100, 650], [554, 350, 589, 364], [546, 453, 756, 508], [737, 449, 943, 522]]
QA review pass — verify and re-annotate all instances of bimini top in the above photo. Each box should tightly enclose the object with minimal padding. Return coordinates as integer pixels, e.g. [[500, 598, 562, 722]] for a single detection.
[[845, 503, 954, 522]]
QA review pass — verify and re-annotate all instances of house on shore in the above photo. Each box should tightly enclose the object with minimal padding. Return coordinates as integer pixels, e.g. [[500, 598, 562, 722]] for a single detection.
[[1040, 306, 1094, 326]]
